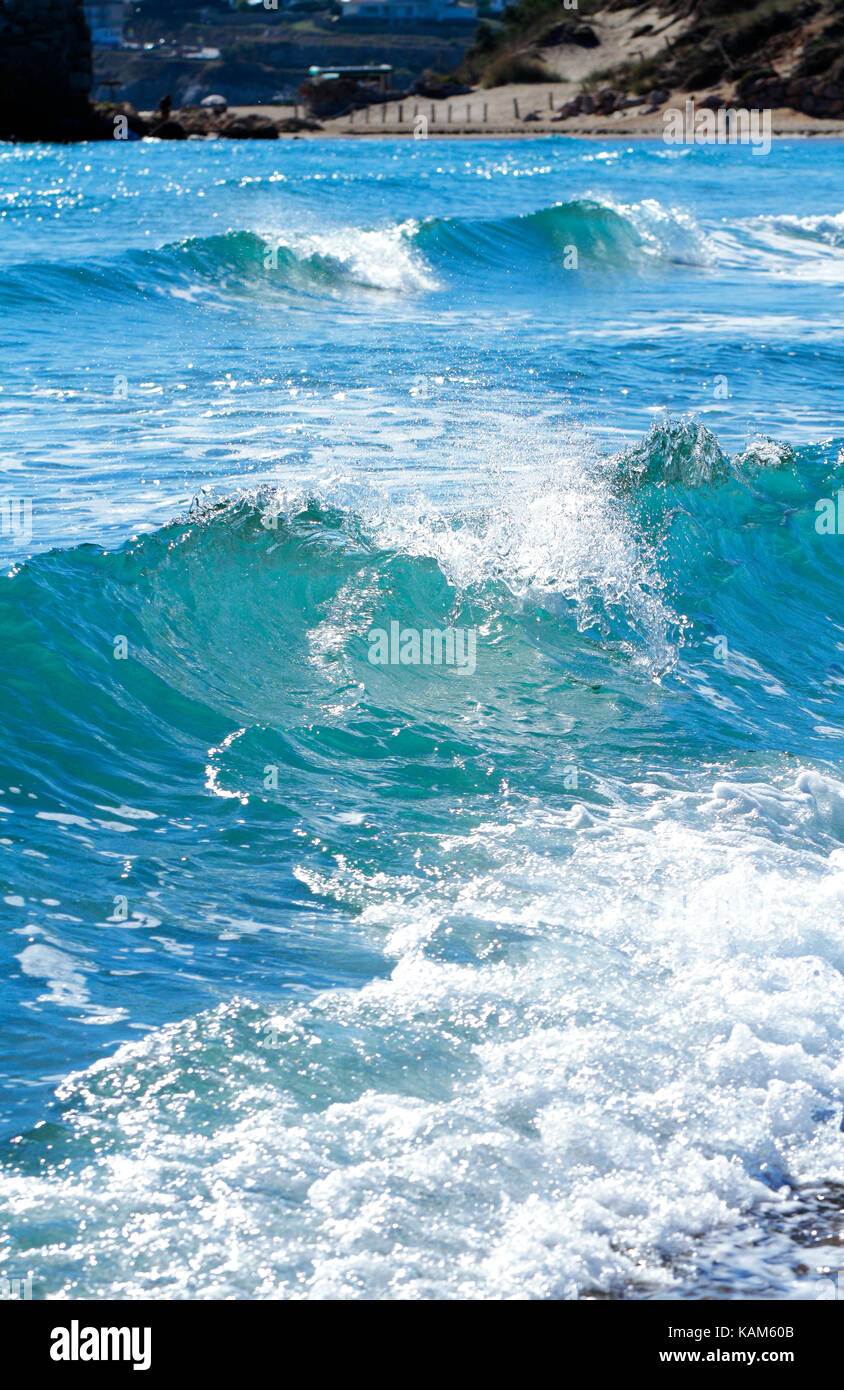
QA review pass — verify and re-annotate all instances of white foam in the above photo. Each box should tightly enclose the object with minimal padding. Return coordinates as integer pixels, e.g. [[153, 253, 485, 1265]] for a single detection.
[[268, 220, 437, 293], [4, 769, 843, 1298]]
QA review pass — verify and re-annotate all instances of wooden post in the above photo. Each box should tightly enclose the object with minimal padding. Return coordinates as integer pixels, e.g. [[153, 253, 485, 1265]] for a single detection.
[[349, 108, 354, 124], [484, 102, 488, 122], [548, 90, 553, 110], [466, 103, 470, 122], [430, 103, 435, 122], [365, 104, 370, 123], [513, 97, 519, 118], [382, 103, 386, 123], [399, 105, 403, 122]]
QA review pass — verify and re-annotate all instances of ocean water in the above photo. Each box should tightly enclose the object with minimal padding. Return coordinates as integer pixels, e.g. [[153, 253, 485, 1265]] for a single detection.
[[1, 135, 843, 1301]]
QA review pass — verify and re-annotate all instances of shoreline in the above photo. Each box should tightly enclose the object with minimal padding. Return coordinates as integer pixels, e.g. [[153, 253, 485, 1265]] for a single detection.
[[140, 96, 844, 142], [5, 92, 843, 146]]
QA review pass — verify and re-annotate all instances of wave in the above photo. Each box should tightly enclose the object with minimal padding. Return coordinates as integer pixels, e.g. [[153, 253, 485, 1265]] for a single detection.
[[756, 210, 844, 249], [3, 420, 844, 1296], [0, 198, 711, 312], [6, 194, 844, 312], [0, 224, 434, 310], [1, 420, 843, 817], [4, 756, 844, 1298], [417, 197, 711, 271], [417, 199, 646, 269], [711, 209, 844, 282], [610, 417, 796, 491]]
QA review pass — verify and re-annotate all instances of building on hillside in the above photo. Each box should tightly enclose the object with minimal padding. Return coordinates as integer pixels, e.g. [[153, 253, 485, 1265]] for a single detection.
[[83, 1, 128, 49], [339, 0, 478, 25]]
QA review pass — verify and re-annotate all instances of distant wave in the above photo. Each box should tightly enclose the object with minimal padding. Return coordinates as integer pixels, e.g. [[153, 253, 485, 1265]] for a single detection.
[[0, 224, 434, 309], [755, 210, 844, 248], [416, 197, 711, 270], [709, 209, 844, 281], [0, 199, 713, 311], [6, 194, 844, 313]]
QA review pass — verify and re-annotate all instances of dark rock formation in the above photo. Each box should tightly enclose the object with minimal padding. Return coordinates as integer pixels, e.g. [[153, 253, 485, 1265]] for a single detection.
[[739, 68, 844, 118], [96, 101, 148, 139], [275, 116, 323, 133], [217, 114, 278, 140], [148, 119, 188, 141], [0, 0, 101, 141], [539, 21, 600, 50], [410, 76, 471, 99], [136, 106, 322, 139]]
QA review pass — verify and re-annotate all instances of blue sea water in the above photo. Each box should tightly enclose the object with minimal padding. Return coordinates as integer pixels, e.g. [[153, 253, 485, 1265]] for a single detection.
[[0, 134, 843, 1300]]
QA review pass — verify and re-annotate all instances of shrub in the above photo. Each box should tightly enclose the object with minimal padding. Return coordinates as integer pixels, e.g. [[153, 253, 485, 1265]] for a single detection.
[[482, 54, 550, 86]]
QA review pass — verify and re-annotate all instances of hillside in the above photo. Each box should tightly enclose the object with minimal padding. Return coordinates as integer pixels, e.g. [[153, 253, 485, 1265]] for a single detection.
[[458, 0, 844, 115], [91, 0, 844, 119]]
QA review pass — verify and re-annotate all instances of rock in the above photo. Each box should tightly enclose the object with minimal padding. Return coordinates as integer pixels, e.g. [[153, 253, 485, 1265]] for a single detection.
[[149, 119, 187, 140], [217, 114, 278, 140], [302, 77, 360, 120], [276, 117, 323, 133], [95, 101, 148, 138], [540, 21, 600, 49], [175, 107, 216, 137], [579, 93, 594, 114], [0, 0, 95, 142], [411, 77, 471, 99], [647, 89, 670, 107], [595, 87, 619, 112]]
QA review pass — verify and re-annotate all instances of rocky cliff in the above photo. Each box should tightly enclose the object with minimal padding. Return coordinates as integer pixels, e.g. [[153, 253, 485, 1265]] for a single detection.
[[0, 0, 96, 140]]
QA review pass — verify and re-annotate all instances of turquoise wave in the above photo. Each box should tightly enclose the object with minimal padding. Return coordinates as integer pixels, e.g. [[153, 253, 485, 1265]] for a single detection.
[[415, 197, 707, 270], [4, 197, 844, 313], [2, 421, 843, 824], [0, 200, 714, 310], [0, 228, 423, 308]]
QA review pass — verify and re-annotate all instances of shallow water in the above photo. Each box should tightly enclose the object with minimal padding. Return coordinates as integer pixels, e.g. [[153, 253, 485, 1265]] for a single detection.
[[0, 136, 843, 1299]]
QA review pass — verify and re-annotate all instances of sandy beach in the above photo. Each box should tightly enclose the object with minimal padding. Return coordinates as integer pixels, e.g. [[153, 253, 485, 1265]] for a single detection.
[[214, 89, 844, 138]]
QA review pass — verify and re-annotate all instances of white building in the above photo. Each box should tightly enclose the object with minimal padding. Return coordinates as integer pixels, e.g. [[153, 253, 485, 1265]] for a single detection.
[[84, 2, 128, 49], [340, 0, 478, 24]]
